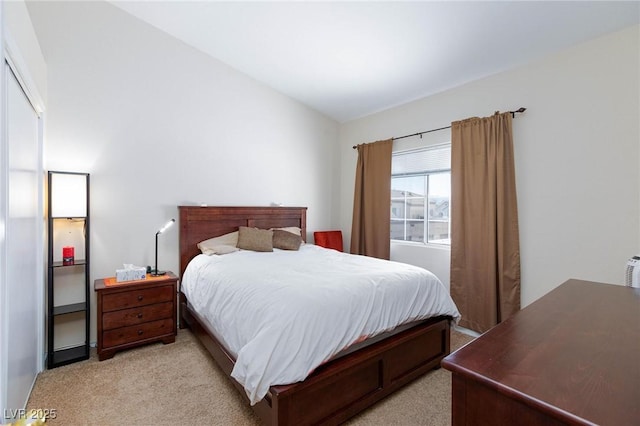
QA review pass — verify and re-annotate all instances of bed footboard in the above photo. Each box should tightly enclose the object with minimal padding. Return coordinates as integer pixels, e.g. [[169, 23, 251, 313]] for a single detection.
[[180, 292, 450, 425]]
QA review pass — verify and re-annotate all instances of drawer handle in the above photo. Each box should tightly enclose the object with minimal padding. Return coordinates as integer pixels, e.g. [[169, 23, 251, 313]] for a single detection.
[[137, 330, 143, 335], [137, 313, 143, 319], [137, 295, 143, 301]]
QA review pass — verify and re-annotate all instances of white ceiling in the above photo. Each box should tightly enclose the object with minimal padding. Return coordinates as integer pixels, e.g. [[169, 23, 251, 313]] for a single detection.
[[109, 1, 639, 123]]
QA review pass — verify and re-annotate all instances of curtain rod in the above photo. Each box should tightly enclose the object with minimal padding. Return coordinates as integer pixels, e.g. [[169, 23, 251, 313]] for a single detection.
[[352, 107, 526, 149]]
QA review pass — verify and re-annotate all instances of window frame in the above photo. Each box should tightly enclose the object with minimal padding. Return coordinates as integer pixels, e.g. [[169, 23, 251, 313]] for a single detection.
[[390, 143, 451, 246]]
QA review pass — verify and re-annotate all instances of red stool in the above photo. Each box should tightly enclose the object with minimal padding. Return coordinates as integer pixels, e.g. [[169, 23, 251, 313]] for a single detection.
[[313, 230, 343, 252]]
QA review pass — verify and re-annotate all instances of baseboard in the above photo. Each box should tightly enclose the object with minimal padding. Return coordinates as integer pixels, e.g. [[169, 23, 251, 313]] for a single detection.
[[453, 325, 481, 338]]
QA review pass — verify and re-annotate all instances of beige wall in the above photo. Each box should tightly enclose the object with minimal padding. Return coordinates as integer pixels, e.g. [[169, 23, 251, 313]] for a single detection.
[[28, 1, 340, 345], [24, 0, 640, 341], [4, 0, 46, 107], [339, 25, 640, 306]]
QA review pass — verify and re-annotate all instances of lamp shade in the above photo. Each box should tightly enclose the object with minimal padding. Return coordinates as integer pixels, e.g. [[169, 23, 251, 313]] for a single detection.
[[51, 172, 88, 218]]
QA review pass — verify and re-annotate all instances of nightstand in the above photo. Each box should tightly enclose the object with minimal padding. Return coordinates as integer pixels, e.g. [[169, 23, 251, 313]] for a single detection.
[[94, 272, 177, 360]]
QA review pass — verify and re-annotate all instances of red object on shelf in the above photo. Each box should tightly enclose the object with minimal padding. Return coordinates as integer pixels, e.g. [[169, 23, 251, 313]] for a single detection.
[[63, 246, 74, 265]]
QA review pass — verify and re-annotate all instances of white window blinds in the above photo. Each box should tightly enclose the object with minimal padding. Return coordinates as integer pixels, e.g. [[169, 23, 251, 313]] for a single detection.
[[392, 143, 451, 175]]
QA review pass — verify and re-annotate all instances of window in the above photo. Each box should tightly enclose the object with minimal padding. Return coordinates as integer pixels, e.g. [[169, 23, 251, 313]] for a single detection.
[[391, 143, 451, 245]]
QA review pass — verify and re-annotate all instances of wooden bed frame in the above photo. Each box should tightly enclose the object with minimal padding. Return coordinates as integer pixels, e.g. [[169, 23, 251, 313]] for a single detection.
[[178, 206, 452, 425]]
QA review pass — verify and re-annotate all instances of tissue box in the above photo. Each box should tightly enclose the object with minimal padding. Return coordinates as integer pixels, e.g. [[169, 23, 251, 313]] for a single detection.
[[115, 267, 147, 282]]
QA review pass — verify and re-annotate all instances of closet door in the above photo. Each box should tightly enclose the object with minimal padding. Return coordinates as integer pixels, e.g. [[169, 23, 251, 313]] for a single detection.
[[3, 62, 41, 412]]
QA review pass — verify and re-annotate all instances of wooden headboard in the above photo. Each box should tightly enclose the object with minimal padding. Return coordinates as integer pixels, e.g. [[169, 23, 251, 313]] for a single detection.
[[178, 206, 307, 277]]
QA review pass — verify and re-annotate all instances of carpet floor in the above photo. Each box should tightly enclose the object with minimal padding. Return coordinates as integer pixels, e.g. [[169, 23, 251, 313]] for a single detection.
[[27, 329, 473, 425]]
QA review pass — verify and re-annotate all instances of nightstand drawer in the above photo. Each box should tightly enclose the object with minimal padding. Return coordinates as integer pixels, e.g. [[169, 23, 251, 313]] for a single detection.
[[102, 301, 174, 330], [102, 318, 174, 347], [102, 285, 174, 312]]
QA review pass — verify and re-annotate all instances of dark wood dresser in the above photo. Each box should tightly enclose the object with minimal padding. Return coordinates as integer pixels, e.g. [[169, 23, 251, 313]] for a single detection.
[[95, 272, 177, 360], [442, 279, 640, 425]]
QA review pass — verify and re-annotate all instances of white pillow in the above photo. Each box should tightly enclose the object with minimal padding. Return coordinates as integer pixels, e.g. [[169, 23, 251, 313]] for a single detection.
[[197, 231, 239, 254]]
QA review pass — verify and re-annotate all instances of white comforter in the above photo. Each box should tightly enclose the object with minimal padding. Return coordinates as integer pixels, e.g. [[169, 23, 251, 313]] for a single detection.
[[181, 244, 460, 405]]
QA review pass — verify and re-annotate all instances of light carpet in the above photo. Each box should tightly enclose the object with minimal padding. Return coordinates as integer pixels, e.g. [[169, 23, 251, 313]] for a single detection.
[[27, 329, 473, 425]]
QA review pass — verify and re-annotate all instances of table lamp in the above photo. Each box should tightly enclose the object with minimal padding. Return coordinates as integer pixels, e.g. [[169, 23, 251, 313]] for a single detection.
[[152, 218, 175, 276]]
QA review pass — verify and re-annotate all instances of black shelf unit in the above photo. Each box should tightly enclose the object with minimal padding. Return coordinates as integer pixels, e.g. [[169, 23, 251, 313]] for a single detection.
[[47, 171, 90, 368]]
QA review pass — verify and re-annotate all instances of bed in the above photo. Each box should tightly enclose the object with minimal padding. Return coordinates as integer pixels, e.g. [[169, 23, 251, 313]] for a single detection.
[[178, 206, 459, 425]]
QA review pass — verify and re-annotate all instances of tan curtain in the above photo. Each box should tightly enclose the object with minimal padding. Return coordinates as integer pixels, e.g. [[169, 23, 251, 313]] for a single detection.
[[450, 112, 521, 333], [350, 139, 393, 259]]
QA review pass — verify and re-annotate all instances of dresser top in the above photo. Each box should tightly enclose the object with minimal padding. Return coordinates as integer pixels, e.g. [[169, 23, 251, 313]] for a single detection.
[[442, 279, 640, 425]]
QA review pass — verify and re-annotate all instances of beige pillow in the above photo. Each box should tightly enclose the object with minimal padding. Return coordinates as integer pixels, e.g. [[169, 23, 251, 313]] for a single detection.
[[237, 226, 273, 252], [200, 244, 239, 256], [272, 229, 302, 251], [197, 231, 239, 254], [270, 227, 302, 237]]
